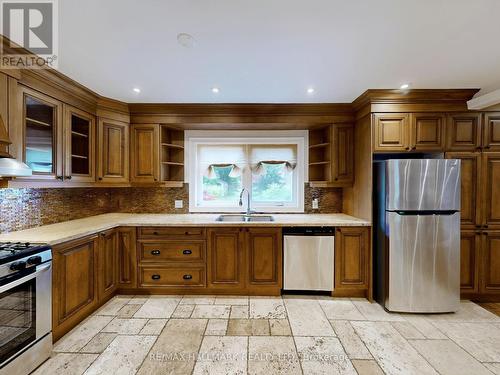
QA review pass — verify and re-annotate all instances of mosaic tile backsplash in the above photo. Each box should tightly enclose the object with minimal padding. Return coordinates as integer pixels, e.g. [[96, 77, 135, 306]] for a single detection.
[[0, 184, 342, 233]]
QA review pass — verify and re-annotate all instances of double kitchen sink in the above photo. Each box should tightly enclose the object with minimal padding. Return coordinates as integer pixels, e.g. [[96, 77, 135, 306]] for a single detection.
[[215, 214, 274, 222]]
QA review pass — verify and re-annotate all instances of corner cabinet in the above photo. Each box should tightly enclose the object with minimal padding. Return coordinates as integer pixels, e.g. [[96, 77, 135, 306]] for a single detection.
[[130, 124, 160, 183], [97, 229, 118, 301], [334, 227, 370, 297], [97, 118, 129, 183], [52, 235, 99, 341]]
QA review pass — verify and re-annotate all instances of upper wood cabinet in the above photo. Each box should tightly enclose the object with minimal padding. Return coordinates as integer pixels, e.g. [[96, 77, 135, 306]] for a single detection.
[[309, 123, 354, 187], [207, 228, 245, 289], [373, 113, 409, 152], [445, 152, 481, 228], [484, 113, 500, 151], [334, 227, 370, 293], [97, 118, 129, 183], [52, 235, 98, 341], [64, 104, 96, 182], [331, 123, 354, 186], [482, 152, 500, 229], [410, 113, 446, 151], [21, 86, 64, 180], [97, 229, 118, 302], [130, 124, 159, 183], [480, 231, 500, 293], [246, 228, 282, 289], [446, 113, 482, 151]]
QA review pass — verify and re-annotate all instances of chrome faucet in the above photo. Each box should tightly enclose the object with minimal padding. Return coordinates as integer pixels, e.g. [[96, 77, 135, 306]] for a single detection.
[[239, 188, 253, 216]]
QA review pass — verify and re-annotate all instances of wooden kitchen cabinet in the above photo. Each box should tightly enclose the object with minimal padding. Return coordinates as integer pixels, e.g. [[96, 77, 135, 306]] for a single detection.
[[130, 124, 159, 183], [410, 113, 446, 151], [373, 113, 409, 152], [480, 231, 500, 293], [97, 229, 118, 302], [460, 231, 480, 294], [52, 235, 99, 341], [117, 227, 137, 289], [246, 228, 282, 290], [446, 113, 482, 151], [334, 227, 370, 294], [20, 86, 64, 180], [308, 123, 354, 187], [482, 152, 500, 229], [484, 113, 500, 151], [445, 152, 481, 228], [97, 118, 129, 183], [63, 104, 96, 182], [331, 123, 354, 186], [207, 228, 245, 289]]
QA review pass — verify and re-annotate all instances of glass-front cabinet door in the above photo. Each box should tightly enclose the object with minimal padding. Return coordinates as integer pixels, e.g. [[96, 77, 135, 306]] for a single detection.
[[22, 88, 63, 180], [64, 105, 96, 182]]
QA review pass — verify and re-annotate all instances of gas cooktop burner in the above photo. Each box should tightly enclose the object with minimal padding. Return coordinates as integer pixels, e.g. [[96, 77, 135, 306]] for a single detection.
[[0, 242, 51, 264]]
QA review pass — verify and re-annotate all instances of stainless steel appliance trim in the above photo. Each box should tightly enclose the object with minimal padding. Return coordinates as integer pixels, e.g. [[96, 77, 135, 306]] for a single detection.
[[283, 235, 334, 291], [0, 263, 51, 294], [0, 334, 52, 375], [386, 159, 460, 211], [386, 211, 460, 313]]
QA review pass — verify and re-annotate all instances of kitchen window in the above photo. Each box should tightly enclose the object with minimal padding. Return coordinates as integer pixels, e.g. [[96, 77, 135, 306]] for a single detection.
[[186, 131, 307, 212]]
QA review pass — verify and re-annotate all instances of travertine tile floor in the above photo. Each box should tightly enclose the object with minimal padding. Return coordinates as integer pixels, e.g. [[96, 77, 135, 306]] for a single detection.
[[33, 296, 500, 375]]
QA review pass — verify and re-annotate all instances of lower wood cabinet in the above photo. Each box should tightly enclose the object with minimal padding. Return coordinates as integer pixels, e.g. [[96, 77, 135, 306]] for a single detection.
[[334, 227, 370, 296], [52, 235, 99, 341], [207, 227, 245, 290], [207, 227, 282, 293], [460, 231, 480, 294], [117, 227, 137, 289], [97, 229, 118, 301], [481, 231, 500, 294]]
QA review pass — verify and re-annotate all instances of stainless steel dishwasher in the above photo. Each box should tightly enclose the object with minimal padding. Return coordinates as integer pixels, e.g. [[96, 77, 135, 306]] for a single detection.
[[283, 227, 334, 291]]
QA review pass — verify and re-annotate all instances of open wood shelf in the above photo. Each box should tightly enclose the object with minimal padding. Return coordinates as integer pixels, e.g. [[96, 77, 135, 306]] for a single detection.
[[71, 130, 88, 138], [160, 125, 185, 183], [161, 161, 184, 166], [161, 143, 184, 149], [309, 142, 330, 149], [309, 161, 330, 166], [71, 154, 88, 159]]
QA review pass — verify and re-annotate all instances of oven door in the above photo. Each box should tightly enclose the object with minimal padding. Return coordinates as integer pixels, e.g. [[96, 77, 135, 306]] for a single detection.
[[0, 262, 52, 368]]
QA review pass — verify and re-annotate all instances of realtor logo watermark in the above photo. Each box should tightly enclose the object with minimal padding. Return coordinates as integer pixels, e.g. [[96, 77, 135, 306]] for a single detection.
[[0, 0, 58, 68]]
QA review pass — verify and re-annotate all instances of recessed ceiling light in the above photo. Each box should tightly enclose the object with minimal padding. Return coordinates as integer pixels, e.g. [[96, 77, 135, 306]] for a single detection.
[[177, 33, 196, 48], [400, 83, 410, 90], [133, 87, 141, 93], [211, 87, 220, 94], [307, 87, 315, 94]]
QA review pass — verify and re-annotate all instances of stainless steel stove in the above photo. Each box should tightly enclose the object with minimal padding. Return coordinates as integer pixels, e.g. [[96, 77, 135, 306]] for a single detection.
[[0, 242, 52, 375]]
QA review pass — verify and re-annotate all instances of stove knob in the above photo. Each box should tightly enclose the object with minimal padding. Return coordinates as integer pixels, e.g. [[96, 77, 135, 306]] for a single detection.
[[27, 256, 42, 265], [10, 261, 27, 271]]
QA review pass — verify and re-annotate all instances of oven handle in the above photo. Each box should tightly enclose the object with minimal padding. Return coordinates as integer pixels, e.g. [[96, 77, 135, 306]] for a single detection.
[[0, 263, 51, 294]]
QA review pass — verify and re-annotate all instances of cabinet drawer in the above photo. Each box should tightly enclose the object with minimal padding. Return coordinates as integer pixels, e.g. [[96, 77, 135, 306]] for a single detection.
[[139, 227, 206, 239], [140, 266, 206, 287], [140, 241, 205, 262]]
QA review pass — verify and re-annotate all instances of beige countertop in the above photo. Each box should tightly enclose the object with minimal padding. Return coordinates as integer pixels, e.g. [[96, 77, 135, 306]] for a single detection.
[[0, 213, 371, 245]]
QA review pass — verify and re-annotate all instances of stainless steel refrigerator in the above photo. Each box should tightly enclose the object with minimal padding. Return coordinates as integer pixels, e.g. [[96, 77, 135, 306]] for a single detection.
[[373, 159, 461, 313]]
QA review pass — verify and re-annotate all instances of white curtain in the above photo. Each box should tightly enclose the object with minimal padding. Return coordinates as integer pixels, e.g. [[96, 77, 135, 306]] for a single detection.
[[249, 144, 297, 174], [198, 144, 247, 178]]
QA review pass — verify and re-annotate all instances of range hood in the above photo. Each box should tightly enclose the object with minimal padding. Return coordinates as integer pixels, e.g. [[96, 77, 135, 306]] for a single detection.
[[0, 114, 32, 177]]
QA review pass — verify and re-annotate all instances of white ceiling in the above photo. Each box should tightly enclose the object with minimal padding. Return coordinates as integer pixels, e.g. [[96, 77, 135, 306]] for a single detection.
[[58, 0, 500, 103]]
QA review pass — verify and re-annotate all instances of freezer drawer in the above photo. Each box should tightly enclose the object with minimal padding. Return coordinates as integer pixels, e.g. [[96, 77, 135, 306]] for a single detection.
[[386, 211, 460, 312], [386, 159, 460, 211], [283, 235, 334, 291]]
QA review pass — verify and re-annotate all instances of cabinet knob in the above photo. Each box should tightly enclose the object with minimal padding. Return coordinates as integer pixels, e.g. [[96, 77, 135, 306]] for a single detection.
[[183, 274, 192, 280], [98, 177, 103, 181], [334, 177, 338, 181], [151, 274, 161, 280], [182, 249, 192, 255], [151, 250, 161, 255], [405, 147, 410, 151], [65, 176, 72, 180], [56, 176, 63, 181]]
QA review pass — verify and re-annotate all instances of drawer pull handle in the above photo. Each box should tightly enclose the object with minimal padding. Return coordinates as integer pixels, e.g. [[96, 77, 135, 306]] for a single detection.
[[153, 231, 159, 235], [183, 249, 192, 255], [183, 274, 192, 280], [151, 250, 161, 255], [151, 274, 161, 280]]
